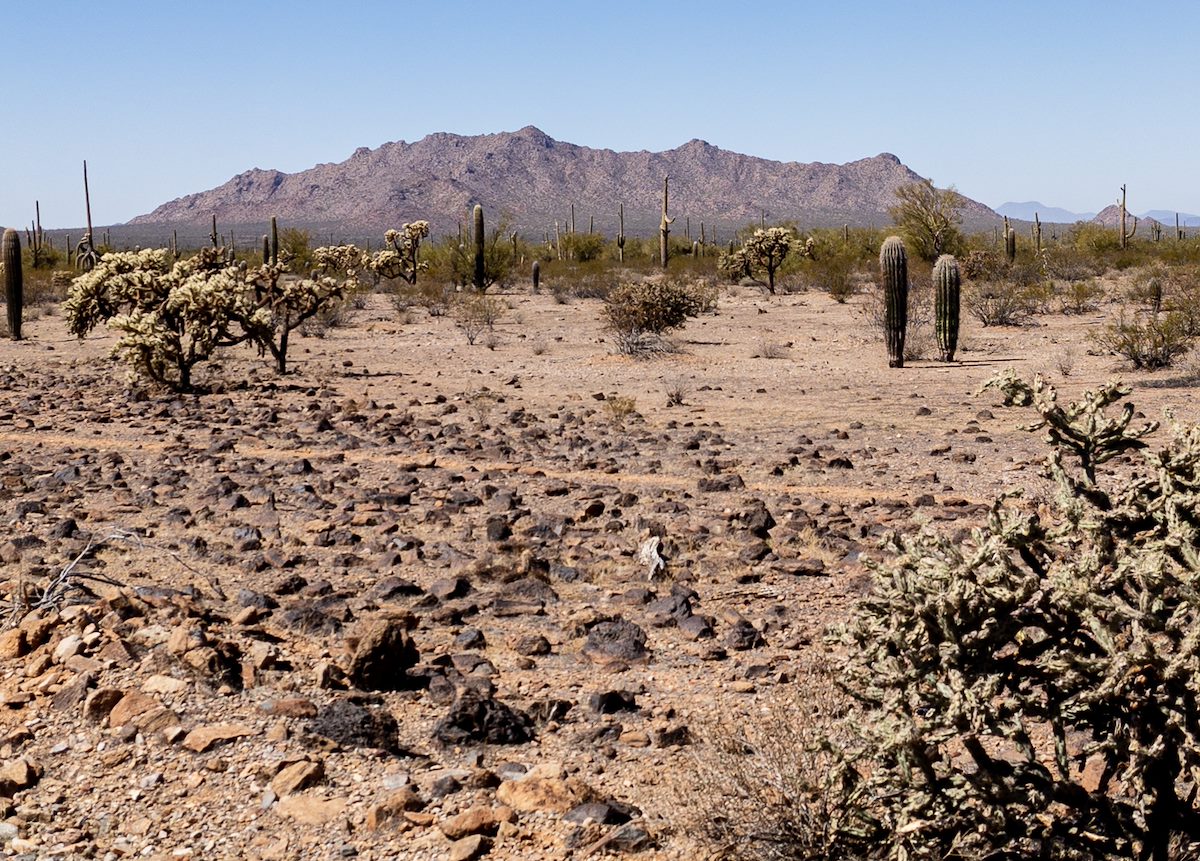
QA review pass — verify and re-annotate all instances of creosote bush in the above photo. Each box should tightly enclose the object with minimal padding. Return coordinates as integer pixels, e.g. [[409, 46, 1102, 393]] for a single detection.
[[1092, 307, 1194, 369], [692, 372, 1200, 860], [601, 278, 711, 357]]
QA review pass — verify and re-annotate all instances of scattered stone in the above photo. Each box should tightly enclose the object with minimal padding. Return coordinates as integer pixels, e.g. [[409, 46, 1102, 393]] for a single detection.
[[496, 764, 595, 814], [344, 617, 419, 691], [183, 723, 255, 753], [365, 787, 424, 831], [306, 700, 402, 753], [270, 759, 324, 796], [582, 619, 649, 668], [447, 834, 491, 861], [433, 689, 534, 746], [276, 794, 347, 826], [0, 758, 42, 796]]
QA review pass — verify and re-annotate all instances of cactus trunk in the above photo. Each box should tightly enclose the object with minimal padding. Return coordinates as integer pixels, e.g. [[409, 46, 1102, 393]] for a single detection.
[[659, 176, 674, 269], [270, 217, 279, 266], [472, 204, 485, 291], [933, 254, 961, 362], [617, 204, 625, 264], [881, 236, 908, 368], [531, 259, 540, 293], [2, 229, 23, 340]]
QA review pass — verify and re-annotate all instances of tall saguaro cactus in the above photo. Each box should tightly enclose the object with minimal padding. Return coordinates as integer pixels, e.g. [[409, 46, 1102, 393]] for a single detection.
[[1119, 184, 1137, 249], [1033, 212, 1042, 253], [659, 176, 674, 269], [472, 204, 485, 291], [270, 216, 279, 265], [880, 236, 908, 368], [933, 254, 961, 362], [617, 204, 626, 264], [531, 259, 540, 293], [2, 229, 23, 340]]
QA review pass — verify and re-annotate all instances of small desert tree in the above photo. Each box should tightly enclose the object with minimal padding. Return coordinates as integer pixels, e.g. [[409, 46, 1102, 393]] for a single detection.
[[889, 179, 965, 262], [742, 227, 796, 293]]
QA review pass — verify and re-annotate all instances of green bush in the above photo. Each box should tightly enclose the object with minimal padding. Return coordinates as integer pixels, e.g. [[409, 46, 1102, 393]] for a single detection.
[[1092, 307, 1194, 369], [601, 278, 709, 356]]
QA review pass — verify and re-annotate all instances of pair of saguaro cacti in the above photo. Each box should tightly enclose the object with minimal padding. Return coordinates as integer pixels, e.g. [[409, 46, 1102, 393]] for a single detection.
[[880, 236, 960, 367]]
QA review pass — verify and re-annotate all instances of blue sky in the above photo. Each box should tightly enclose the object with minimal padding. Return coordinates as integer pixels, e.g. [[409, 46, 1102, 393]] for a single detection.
[[4, 0, 1196, 228]]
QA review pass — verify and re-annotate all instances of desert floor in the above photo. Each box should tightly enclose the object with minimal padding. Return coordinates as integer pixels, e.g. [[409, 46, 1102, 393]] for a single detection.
[[0, 281, 1194, 861]]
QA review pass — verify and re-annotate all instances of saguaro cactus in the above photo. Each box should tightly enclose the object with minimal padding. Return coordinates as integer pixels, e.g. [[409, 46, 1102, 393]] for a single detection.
[[933, 254, 961, 362], [659, 176, 674, 269], [617, 204, 626, 264], [1033, 212, 1042, 253], [270, 216, 279, 265], [1119, 184, 1137, 249], [262, 234, 271, 265], [1004, 223, 1017, 263], [880, 236, 908, 368], [472, 204, 485, 291], [2, 229, 23, 340], [531, 259, 540, 293]]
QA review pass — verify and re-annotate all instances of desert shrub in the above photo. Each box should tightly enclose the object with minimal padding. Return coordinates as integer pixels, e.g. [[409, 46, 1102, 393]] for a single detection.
[[1059, 278, 1105, 313], [559, 232, 608, 263], [278, 227, 313, 272], [602, 394, 638, 425], [453, 293, 504, 345], [1092, 307, 1194, 369], [965, 279, 1035, 326], [602, 278, 709, 356], [682, 663, 861, 861], [367, 222, 430, 286], [689, 374, 1200, 860]]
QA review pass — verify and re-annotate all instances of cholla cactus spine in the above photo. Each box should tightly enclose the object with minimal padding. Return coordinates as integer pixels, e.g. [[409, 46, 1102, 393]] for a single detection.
[[3, 229, 23, 339], [933, 254, 960, 362], [880, 235, 907, 368], [472, 204, 485, 291]]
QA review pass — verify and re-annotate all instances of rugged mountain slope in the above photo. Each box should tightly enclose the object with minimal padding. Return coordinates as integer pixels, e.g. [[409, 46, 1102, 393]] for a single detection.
[[130, 126, 997, 236]]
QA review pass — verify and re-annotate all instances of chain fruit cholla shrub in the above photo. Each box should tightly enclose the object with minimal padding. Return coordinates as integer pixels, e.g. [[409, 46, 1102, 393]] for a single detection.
[[821, 371, 1200, 861], [65, 248, 263, 391]]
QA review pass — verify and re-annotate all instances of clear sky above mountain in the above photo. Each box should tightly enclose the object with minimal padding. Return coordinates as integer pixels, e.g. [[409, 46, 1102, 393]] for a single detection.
[[4, 0, 1196, 228]]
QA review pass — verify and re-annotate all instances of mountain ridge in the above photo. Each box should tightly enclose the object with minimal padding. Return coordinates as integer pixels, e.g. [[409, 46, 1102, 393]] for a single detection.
[[129, 126, 998, 237]]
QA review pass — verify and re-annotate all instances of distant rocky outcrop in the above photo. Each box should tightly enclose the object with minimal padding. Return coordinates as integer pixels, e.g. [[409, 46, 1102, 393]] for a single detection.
[[129, 126, 998, 236]]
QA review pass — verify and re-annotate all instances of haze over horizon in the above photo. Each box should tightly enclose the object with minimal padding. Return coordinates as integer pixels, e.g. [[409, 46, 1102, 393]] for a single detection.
[[5, 0, 1196, 229]]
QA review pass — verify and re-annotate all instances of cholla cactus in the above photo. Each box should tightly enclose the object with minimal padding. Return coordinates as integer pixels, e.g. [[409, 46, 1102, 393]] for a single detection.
[[312, 244, 369, 279], [65, 245, 345, 387], [717, 247, 753, 283], [369, 221, 430, 285], [67, 248, 261, 390], [741, 227, 796, 294], [826, 371, 1200, 860]]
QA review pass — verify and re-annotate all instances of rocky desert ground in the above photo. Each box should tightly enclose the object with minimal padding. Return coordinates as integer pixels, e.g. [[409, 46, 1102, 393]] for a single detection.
[[0, 280, 1194, 861]]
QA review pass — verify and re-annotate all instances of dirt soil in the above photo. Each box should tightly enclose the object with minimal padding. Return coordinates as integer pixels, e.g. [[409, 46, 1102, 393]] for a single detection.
[[0, 284, 1195, 861]]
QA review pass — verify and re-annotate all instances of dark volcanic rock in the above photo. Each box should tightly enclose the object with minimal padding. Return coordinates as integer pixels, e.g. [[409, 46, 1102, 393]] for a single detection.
[[433, 689, 535, 745], [307, 700, 402, 753], [345, 617, 420, 691], [582, 619, 650, 667]]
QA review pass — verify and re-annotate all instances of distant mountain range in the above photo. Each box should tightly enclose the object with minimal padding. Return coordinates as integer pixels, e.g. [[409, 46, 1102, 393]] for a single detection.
[[997, 200, 1200, 226], [129, 126, 999, 238]]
